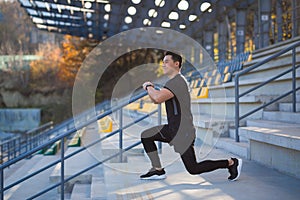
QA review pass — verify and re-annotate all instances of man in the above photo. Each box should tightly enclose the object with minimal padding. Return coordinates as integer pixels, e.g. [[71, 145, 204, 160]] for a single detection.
[[140, 51, 242, 181]]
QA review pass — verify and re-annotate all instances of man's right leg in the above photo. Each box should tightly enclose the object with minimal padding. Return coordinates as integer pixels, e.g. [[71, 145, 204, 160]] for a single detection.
[[141, 125, 169, 168], [140, 125, 170, 180]]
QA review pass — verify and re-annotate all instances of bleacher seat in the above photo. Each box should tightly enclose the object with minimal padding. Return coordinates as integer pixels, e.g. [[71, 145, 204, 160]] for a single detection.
[[44, 140, 61, 156], [98, 116, 113, 133], [68, 127, 87, 147]]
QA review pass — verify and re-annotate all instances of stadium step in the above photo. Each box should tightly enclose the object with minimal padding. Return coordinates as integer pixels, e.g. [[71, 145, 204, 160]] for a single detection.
[[70, 183, 91, 200], [246, 119, 300, 129], [239, 124, 300, 178], [214, 137, 249, 158], [250, 36, 300, 61], [90, 176, 107, 200], [279, 102, 300, 112], [4, 154, 60, 200], [262, 111, 300, 124]]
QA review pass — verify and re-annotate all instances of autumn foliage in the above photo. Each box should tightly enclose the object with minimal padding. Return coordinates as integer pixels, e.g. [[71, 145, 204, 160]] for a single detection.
[[30, 43, 61, 88], [58, 35, 94, 87], [30, 35, 94, 89]]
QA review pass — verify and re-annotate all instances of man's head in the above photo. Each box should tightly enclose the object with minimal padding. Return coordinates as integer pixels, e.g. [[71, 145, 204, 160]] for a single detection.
[[164, 51, 182, 68], [162, 51, 182, 77]]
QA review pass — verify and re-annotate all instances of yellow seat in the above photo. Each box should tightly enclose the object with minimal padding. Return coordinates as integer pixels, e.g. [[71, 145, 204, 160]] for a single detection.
[[98, 116, 113, 133], [197, 87, 209, 98], [190, 88, 200, 99]]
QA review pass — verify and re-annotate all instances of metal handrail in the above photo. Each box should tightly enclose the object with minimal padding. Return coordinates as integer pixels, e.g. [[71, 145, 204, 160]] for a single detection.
[[0, 121, 53, 163], [0, 100, 110, 165], [234, 41, 300, 142], [0, 90, 157, 200]]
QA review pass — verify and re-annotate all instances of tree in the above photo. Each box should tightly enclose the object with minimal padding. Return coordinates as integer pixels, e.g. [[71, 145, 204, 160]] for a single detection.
[[58, 35, 94, 87], [30, 43, 61, 89]]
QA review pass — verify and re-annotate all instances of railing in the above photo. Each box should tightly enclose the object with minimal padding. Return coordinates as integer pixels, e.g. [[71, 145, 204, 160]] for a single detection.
[[0, 121, 53, 164], [0, 100, 110, 165], [0, 90, 162, 200], [234, 41, 300, 142]]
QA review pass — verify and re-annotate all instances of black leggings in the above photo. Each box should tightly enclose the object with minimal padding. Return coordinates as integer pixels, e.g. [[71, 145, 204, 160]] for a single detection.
[[141, 125, 229, 175]]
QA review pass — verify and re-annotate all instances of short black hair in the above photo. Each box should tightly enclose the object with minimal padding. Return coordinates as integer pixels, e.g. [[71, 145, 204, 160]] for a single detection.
[[165, 51, 182, 68]]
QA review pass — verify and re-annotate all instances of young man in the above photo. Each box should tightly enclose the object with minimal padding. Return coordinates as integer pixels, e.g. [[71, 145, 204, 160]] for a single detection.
[[140, 51, 242, 181]]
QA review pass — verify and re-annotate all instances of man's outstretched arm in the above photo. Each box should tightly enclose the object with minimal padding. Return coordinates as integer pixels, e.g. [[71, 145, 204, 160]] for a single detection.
[[142, 81, 174, 104]]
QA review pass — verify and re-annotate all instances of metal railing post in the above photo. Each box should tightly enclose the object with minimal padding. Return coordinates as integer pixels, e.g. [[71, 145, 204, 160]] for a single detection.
[[292, 0, 297, 38], [7, 142, 10, 161], [13, 139, 16, 159], [158, 104, 162, 153], [0, 167, 3, 200], [0, 145, 3, 164], [292, 47, 296, 112], [60, 138, 65, 200], [119, 108, 123, 162], [235, 75, 240, 142]]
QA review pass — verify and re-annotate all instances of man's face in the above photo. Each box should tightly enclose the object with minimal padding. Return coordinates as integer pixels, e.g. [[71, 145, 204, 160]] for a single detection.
[[162, 55, 179, 76]]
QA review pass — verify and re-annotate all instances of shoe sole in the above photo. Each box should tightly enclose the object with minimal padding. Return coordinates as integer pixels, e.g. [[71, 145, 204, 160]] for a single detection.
[[230, 158, 242, 181], [140, 174, 166, 180]]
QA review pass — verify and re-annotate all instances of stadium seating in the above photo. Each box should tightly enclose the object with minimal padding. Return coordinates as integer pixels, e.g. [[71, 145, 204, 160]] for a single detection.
[[68, 127, 87, 147], [43, 140, 61, 156], [188, 51, 251, 100], [97, 116, 113, 133]]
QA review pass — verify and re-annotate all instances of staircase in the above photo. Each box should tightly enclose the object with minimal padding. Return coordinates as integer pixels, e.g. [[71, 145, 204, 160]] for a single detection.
[[191, 37, 300, 178], [239, 106, 300, 178]]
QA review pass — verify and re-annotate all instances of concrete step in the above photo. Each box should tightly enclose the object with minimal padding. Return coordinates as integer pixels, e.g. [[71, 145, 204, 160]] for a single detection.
[[4, 154, 60, 200], [214, 137, 249, 159], [191, 96, 263, 118], [193, 114, 235, 129], [262, 111, 300, 124], [243, 50, 300, 73], [206, 76, 300, 99], [228, 128, 248, 142], [239, 64, 300, 83], [246, 119, 300, 129], [49, 147, 97, 185], [239, 126, 300, 151], [90, 176, 107, 200], [250, 36, 300, 60], [70, 183, 91, 200], [239, 125, 300, 178], [279, 102, 300, 112]]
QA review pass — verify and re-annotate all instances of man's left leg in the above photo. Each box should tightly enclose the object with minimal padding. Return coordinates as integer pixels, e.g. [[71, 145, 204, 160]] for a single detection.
[[180, 144, 229, 175], [140, 125, 170, 179], [180, 144, 242, 180]]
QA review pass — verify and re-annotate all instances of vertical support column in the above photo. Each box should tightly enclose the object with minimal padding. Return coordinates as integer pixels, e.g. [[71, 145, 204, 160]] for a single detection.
[[258, 0, 272, 48], [0, 145, 3, 165], [276, 0, 283, 42], [60, 138, 65, 200], [203, 30, 214, 61], [119, 108, 123, 162], [235, 76, 240, 142], [218, 20, 227, 61], [184, 46, 193, 66], [292, 48, 296, 112], [292, 0, 299, 37], [0, 166, 3, 200], [254, 12, 259, 49], [193, 44, 201, 67], [236, 8, 247, 55], [157, 104, 162, 154]]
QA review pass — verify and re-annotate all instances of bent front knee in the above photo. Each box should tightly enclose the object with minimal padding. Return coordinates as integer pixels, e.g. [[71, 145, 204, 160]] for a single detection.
[[184, 165, 201, 175], [187, 168, 199, 175]]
